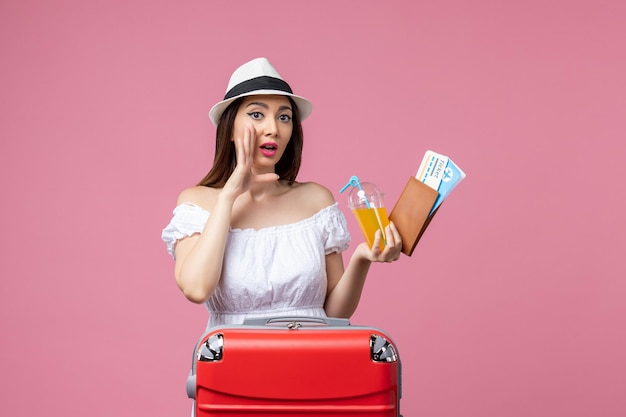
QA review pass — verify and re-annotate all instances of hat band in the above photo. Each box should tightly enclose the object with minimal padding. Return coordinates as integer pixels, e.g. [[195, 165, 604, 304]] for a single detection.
[[224, 76, 293, 100]]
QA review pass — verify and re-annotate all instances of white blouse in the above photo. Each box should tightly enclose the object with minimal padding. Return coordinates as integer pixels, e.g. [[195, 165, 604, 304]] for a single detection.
[[161, 202, 351, 329]]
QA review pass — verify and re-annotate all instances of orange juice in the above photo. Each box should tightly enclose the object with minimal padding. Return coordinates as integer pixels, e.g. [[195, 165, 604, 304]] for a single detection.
[[352, 206, 390, 249]]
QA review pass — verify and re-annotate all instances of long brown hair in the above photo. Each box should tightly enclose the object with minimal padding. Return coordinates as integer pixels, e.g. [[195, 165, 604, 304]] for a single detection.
[[197, 96, 303, 188]]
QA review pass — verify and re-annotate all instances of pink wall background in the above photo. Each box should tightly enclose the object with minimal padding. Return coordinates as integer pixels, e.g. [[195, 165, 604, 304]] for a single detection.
[[1, 1, 625, 416]]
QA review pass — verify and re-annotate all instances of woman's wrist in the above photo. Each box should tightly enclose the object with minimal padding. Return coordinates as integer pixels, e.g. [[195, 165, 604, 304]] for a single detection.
[[216, 188, 239, 206], [352, 243, 374, 264]]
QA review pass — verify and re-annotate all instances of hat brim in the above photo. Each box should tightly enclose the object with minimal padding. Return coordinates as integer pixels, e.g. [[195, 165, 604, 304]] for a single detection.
[[209, 90, 312, 126]]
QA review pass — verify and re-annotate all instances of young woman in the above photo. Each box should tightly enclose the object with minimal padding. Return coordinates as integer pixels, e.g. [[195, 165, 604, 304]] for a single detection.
[[162, 57, 402, 328]]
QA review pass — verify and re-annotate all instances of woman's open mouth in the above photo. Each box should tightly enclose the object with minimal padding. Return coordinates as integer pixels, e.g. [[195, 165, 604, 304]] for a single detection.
[[259, 142, 278, 157]]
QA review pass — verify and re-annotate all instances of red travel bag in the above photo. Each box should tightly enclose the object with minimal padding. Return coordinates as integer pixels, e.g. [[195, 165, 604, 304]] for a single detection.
[[187, 316, 402, 416]]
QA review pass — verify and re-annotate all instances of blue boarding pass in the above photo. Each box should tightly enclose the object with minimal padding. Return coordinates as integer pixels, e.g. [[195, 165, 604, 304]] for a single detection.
[[416, 150, 466, 214]]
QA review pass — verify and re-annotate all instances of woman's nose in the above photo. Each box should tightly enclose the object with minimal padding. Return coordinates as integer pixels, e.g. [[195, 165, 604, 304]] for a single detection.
[[263, 117, 278, 136]]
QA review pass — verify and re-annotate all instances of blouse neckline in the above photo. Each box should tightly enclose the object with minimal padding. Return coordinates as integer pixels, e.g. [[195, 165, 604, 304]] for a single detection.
[[177, 201, 341, 234]]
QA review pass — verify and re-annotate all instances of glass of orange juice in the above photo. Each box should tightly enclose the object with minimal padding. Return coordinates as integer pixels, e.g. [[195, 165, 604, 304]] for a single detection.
[[340, 176, 390, 249]]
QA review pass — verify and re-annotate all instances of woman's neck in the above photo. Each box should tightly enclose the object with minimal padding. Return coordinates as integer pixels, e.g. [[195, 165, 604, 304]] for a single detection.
[[246, 180, 284, 202]]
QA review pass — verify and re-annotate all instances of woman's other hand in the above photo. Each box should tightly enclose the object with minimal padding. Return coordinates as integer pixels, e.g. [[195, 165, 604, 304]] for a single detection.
[[355, 221, 403, 263]]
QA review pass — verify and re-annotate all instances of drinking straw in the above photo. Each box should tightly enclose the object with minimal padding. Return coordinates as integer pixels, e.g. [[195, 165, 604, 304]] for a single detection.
[[340, 176, 371, 208]]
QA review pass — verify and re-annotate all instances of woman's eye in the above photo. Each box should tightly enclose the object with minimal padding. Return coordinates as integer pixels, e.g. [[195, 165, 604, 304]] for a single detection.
[[278, 114, 291, 122], [247, 112, 263, 120]]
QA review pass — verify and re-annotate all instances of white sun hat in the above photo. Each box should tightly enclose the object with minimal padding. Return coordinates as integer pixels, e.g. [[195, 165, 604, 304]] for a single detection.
[[208, 57, 313, 126]]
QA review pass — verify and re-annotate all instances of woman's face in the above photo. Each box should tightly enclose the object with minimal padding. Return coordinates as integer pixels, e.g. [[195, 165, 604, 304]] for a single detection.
[[233, 95, 294, 171]]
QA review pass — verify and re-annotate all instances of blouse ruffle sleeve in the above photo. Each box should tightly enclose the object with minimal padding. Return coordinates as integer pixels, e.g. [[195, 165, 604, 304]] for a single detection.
[[161, 203, 209, 259], [322, 203, 351, 255]]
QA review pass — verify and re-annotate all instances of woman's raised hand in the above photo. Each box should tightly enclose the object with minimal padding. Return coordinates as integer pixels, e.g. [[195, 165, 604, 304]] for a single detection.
[[223, 124, 279, 198]]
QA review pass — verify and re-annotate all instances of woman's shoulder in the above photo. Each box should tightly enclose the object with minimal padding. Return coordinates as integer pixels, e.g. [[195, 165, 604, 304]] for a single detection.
[[290, 181, 334, 196], [289, 181, 336, 209], [176, 185, 219, 209]]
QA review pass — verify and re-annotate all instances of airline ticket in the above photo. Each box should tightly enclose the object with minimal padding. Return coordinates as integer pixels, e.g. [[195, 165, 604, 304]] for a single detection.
[[416, 150, 466, 213]]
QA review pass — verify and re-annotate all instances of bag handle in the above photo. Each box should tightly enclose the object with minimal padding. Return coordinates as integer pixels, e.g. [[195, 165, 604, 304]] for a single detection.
[[242, 316, 350, 327]]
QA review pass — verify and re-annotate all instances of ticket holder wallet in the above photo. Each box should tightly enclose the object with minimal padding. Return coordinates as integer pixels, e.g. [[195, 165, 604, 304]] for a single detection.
[[389, 176, 440, 256]]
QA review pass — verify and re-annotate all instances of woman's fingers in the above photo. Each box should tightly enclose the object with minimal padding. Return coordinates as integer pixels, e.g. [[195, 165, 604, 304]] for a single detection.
[[225, 125, 254, 196], [386, 222, 402, 249], [370, 230, 382, 257], [366, 223, 402, 263], [383, 222, 402, 261], [235, 124, 253, 167]]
